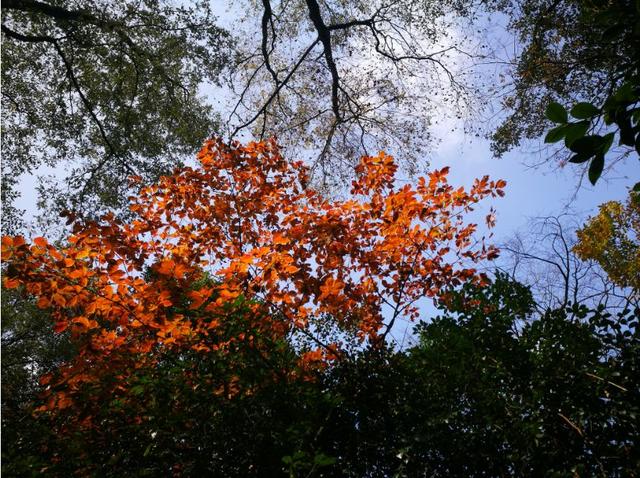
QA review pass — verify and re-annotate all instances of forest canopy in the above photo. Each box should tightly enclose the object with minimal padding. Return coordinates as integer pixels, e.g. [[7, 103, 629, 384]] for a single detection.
[[1, 1, 639, 476]]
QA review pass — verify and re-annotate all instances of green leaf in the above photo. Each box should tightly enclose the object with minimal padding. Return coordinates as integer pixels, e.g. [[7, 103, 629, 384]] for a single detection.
[[601, 24, 626, 40], [314, 453, 337, 466], [143, 443, 153, 457], [568, 152, 593, 164], [130, 385, 145, 396], [601, 132, 615, 153], [588, 155, 605, 185], [544, 125, 567, 143], [604, 110, 615, 125], [570, 102, 600, 119], [619, 117, 635, 146], [614, 83, 638, 103], [545, 102, 568, 123], [569, 135, 601, 154], [564, 121, 589, 147]]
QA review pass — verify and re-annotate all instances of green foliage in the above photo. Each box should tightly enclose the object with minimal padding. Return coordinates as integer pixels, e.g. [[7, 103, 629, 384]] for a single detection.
[[3, 275, 639, 476], [1, 279, 328, 477], [489, 0, 640, 187], [571, 102, 600, 120], [543, 80, 639, 185], [291, 275, 639, 476], [1, 0, 231, 232], [338, 275, 640, 476], [1, 287, 76, 476], [545, 102, 568, 124]]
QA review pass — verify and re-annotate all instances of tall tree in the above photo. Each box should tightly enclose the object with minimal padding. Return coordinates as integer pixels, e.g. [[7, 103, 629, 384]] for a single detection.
[[499, 215, 637, 312], [1, 0, 231, 232], [224, 0, 484, 190]]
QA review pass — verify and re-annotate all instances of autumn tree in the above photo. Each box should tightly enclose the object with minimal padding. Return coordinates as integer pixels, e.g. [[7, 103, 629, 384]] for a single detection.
[[499, 214, 638, 313], [1, 138, 504, 474], [574, 196, 640, 296], [1, 0, 231, 232], [224, 0, 486, 190]]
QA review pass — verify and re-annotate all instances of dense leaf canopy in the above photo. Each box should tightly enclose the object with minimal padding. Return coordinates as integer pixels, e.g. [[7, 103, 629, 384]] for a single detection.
[[2, 1, 640, 476], [1, 0, 231, 232]]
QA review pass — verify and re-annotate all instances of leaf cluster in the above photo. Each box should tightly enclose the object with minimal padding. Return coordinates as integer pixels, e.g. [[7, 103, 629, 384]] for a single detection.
[[489, 0, 640, 183], [1, 0, 232, 232]]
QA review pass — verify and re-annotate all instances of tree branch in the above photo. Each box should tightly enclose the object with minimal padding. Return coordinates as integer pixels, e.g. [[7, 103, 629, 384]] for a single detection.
[[2, 0, 87, 21], [1, 23, 55, 42], [231, 38, 320, 137], [305, 0, 341, 120], [261, 0, 280, 85]]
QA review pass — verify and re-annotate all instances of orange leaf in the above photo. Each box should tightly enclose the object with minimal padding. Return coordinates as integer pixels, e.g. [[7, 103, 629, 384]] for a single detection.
[[37, 297, 51, 308], [72, 316, 92, 329], [157, 259, 174, 276], [3, 277, 20, 289], [33, 236, 48, 248], [158, 290, 172, 307], [52, 293, 66, 307], [69, 269, 87, 280], [75, 249, 90, 260]]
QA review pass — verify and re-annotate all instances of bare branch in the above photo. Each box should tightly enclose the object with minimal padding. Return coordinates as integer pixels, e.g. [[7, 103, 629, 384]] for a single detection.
[[231, 38, 320, 137], [261, 0, 280, 86]]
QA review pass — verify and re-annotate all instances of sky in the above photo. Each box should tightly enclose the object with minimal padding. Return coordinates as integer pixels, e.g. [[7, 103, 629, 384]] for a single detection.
[[12, 0, 640, 265], [430, 123, 640, 242], [14, 118, 638, 240]]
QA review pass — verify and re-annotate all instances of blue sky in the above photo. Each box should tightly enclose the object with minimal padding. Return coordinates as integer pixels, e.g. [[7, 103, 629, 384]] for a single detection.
[[10, 6, 639, 348], [430, 127, 640, 242], [387, 128, 639, 347]]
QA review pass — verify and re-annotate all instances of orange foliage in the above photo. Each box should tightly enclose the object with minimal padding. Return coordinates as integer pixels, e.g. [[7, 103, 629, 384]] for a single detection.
[[2, 139, 504, 417]]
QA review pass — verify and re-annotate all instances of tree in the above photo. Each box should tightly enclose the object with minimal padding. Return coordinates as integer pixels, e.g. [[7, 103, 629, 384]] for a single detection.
[[1, 278, 337, 476], [1, 138, 504, 474], [313, 274, 640, 476], [488, 0, 640, 185], [401, 275, 640, 476], [224, 0, 484, 190], [1, 287, 76, 476], [574, 196, 640, 295], [499, 215, 637, 313], [1, 0, 231, 232]]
